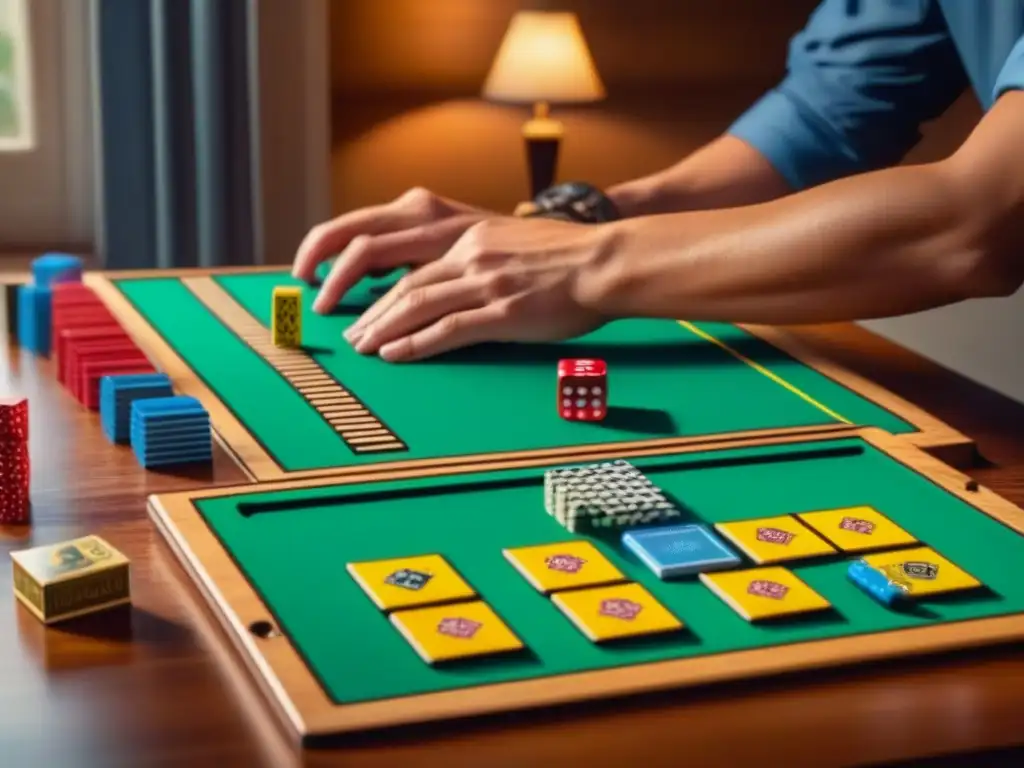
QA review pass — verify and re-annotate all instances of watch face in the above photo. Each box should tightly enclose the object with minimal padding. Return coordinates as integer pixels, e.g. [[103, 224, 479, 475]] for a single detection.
[[531, 182, 619, 224]]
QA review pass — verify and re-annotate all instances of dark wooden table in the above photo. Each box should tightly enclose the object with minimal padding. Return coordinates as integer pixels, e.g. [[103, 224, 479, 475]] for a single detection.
[[3, 310, 1024, 767]]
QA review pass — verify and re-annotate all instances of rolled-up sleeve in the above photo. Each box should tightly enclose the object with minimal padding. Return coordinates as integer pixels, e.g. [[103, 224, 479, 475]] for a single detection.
[[728, 0, 968, 190], [994, 35, 1024, 100]]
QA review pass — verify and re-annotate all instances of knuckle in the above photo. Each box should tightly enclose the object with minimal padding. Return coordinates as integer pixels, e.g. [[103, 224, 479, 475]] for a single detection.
[[437, 312, 463, 337], [483, 271, 516, 300], [400, 186, 443, 215], [307, 222, 333, 246], [402, 286, 427, 312]]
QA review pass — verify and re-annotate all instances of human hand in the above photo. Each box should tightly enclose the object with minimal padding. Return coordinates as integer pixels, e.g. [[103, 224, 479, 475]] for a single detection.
[[343, 216, 612, 362], [291, 187, 491, 313]]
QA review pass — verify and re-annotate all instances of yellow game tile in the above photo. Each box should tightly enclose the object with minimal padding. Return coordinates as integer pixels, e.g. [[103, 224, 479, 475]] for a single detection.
[[271, 286, 302, 347], [796, 506, 917, 552], [700, 566, 831, 622], [347, 554, 476, 612], [715, 515, 836, 564], [10, 535, 131, 624], [551, 582, 684, 642], [389, 600, 524, 664], [861, 546, 981, 598], [502, 540, 627, 594]]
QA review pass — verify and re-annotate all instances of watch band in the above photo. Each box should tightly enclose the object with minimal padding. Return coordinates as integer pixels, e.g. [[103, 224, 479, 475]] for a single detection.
[[515, 182, 620, 224]]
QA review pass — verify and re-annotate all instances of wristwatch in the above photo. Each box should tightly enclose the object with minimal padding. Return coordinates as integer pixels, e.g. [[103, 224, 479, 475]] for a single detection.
[[514, 182, 620, 224]]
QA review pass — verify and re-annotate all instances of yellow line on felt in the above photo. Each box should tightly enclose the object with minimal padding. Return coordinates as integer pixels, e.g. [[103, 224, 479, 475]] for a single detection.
[[677, 320, 851, 425]]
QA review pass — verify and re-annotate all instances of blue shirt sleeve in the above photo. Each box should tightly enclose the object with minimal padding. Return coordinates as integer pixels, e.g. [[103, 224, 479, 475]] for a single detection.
[[994, 34, 1024, 101], [728, 0, 968, 190]]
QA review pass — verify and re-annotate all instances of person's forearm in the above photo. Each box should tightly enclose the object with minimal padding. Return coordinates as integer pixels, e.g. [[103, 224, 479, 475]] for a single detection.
[[578, 158, 1022, 325], [606, 135, 795, 218]]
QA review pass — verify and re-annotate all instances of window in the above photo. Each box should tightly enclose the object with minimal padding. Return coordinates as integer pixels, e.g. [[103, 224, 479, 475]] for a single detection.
[[0, 0, 34, 152]]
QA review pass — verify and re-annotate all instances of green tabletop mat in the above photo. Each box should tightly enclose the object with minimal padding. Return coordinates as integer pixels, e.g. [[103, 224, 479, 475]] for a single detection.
[[112, 272, 914, 473], [193, 436, 1023, 704]]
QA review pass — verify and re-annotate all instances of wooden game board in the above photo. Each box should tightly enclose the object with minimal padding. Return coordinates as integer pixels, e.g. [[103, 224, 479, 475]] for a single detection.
[[85, 267, 973, 484], [148, 428, 1024, 744]]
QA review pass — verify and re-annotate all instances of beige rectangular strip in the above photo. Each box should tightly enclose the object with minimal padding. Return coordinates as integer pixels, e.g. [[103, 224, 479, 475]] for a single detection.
[[182, 276, 406, 455]]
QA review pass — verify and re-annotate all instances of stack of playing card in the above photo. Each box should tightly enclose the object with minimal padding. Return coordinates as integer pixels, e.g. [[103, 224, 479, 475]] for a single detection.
[[544, 459, 681, 533]]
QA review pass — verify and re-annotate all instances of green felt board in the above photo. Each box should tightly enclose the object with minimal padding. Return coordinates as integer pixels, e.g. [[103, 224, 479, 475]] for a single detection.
[[112, 272, 914, 473], [194, 436, 1024, 704]]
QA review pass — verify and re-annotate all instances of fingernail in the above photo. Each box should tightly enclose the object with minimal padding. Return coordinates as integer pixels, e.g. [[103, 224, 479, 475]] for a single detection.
[[379, 342, 403, 362], [354, 333, 373, 353], [344, 324, 362, 342]]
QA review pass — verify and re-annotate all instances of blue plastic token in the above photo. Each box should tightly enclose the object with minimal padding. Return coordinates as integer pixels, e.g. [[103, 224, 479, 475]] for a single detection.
[[847, 559, 910, 606]]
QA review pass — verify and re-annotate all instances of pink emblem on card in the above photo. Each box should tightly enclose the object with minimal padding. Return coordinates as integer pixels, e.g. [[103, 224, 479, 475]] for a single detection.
[[436, 617, 482, 639], [599, 598, 643, 620], [545, 554, 587, 573], [747, 579, 789, 599], [756, 527, 795, 545], [839, 516, 875, 535]]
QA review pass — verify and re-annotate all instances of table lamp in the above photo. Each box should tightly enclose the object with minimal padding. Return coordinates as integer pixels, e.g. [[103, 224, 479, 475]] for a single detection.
[[483, 10, 605, 198]]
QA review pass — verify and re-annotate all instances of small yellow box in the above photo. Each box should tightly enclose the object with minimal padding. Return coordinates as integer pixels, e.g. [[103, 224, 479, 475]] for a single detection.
[[503, 540, 627, 594], [700, 566, 831, 622], [11, 535, 131, 624], [796, 506, 917, 552], [551, 582, 684, 642], [861, 546, 981, 598], [271, 286, 302, 347], [347, 554, 476, 612], [390, 600, 524, 664], [715, 515, 836, 564]]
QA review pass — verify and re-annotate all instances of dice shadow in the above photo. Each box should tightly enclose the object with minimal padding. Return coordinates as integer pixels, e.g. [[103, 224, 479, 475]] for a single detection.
[[600, 405, 676, 435]]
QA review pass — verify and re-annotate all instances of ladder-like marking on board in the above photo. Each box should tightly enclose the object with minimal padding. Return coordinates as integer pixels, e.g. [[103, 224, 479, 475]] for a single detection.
[[183, 277, 406, 454]]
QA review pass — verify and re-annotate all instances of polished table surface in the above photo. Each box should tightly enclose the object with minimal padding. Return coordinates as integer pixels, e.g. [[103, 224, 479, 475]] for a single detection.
[[3, 311, 1024, 767]]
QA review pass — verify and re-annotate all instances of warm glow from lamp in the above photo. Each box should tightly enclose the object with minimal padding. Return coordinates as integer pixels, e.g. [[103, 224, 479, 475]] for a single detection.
[[483, 11, 605, 197], [483, 11, 605, 108]]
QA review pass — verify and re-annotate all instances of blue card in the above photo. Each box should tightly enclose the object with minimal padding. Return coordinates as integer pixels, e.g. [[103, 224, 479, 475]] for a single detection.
[[622, 524, 741, 578]]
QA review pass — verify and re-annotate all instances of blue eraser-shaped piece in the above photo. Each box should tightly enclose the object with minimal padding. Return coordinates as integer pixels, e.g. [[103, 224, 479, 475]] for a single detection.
[[848, 559, 909, 606], [132, 395, 206, 419], [32, 252, 83, 287], [16, 283, 52, 356]]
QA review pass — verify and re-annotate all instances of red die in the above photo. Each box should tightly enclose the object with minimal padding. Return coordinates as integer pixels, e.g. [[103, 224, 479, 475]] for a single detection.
[[557, 358, 607, 421]]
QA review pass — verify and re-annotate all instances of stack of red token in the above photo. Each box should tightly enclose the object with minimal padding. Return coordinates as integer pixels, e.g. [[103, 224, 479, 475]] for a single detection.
[[0, 397, 30, 524], [51, 284, 155, 410]]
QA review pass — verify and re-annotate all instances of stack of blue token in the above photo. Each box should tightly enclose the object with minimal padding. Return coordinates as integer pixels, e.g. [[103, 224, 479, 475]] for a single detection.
[[16, 253, 84, 356], [32, 253, 84, 286], [130, 396, 212, 469], [17, 284, 51, 355], [99, 373, 174, 444]]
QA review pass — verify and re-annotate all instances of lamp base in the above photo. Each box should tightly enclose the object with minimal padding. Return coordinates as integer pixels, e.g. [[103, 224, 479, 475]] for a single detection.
[[522, 103, 563, 199]]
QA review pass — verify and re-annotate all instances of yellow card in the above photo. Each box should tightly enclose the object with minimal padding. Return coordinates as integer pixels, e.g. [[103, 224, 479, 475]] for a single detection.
[[347, 554, 476, 611], [390, 600, 524, 664], [715, 515, 835, 564], [551, 582, 684, 642], [503, 540, 626, 594], [796, 506, 916, 552], [700, 566, 831, 621], [861, 546, 981, 598]]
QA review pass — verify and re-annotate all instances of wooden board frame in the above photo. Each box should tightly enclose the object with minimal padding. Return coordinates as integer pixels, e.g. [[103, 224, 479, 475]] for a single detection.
[[85, 267, 974, 483], [147, 427, 1024, 745]]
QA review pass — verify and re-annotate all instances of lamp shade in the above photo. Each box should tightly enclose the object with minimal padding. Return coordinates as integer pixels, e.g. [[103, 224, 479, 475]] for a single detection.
[[483, 11, 605, 104]]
